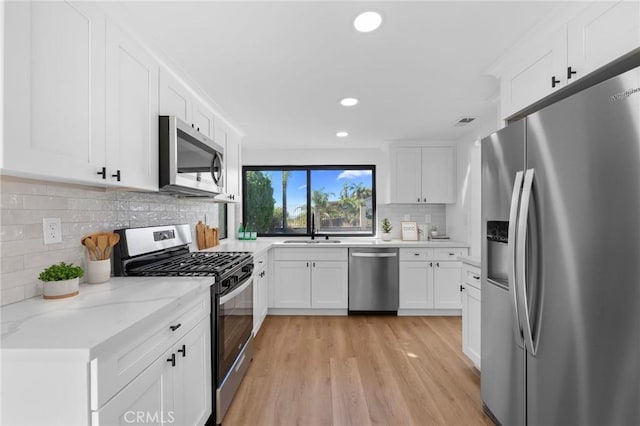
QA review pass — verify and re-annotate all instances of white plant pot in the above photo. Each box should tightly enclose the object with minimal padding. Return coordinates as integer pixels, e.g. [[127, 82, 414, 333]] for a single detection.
[[381, 232, 392, 241], [42, 277, 79, 300], [86, 259, 111, 284], [430, 230, 438, 238]]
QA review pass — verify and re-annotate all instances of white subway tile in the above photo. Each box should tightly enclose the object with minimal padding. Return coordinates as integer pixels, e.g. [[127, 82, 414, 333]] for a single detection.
[[1, 255, 24, 274], [23, 280, 43, 299], [1, 286, 26, 306], [0, 194, 23, 209], [1, 267, 41, 289], [0, 238, 47, 257], [25, 248, 83, 269], [0, 225, 25, 241], [23, 195, 69, 210]]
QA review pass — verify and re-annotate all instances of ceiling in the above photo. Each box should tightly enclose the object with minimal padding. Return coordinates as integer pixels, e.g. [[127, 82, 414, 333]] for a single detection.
[[121, 1, 560, 149]]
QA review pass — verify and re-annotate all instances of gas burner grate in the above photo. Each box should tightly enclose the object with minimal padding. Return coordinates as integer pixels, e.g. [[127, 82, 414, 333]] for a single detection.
[[129, 252, 252, 278]]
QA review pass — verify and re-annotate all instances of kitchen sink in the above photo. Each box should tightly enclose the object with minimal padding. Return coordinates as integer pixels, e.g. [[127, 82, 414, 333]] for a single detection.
[[282, 240, 342, 244]]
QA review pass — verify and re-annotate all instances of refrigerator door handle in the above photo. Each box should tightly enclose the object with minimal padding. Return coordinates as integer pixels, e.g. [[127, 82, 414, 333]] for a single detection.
[[508, 170, 524, 339], [517, 168, 537, 356]]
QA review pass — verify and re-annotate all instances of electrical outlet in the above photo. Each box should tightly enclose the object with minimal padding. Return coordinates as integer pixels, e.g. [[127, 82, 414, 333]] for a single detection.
[[425, 214, 432, 223], [43, 218, 62, 245]]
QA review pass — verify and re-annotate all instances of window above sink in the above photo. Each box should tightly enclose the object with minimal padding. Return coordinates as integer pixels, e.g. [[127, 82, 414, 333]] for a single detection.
[[242, 165, 376, 237]]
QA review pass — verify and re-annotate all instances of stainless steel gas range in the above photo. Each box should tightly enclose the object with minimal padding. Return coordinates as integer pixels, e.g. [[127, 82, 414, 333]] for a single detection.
[[113, 224, 254, 425]]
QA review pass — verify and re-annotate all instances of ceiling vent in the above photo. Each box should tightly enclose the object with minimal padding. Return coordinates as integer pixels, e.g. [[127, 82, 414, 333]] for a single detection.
[[454, 117, 476, 127]]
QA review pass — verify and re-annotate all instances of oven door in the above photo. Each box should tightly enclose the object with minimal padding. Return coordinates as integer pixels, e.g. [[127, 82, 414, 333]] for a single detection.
[[217, 277, 253, 384]]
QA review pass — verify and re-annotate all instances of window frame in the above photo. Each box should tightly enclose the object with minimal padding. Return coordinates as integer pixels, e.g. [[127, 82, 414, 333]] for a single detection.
[[242, 164, 376, 237]]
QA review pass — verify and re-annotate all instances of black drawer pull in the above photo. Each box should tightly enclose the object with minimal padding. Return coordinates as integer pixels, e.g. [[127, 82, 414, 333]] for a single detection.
[[169, 323, 181, 332], [177, 344, 186, 358], [167, 353, 176, 367]]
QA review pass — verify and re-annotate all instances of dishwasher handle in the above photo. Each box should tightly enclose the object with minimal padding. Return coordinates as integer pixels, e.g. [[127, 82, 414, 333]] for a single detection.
[[351, 252, 397, 258]]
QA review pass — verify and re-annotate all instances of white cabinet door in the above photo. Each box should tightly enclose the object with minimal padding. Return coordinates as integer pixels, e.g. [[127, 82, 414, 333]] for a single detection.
[[174, 319, 212, 426], [462, 284, 482, 369], [93, 348, 174, 426], [253, 267, 268, 335], [105, 20, 159, 191], [567, 0, 640, 82], [192, 100, 215, 140], [3, 1, 106, 183], [421, 147, 455, 204], [159, 68, 192, 122], [224, 125, 243, 197], [391, 147, 422, 203], [399, 261, 433, 309], [433, 261, 463, 309], [273, 261, 311, 308], [501, 26, 567, 118], [311, 261, 348, 309]]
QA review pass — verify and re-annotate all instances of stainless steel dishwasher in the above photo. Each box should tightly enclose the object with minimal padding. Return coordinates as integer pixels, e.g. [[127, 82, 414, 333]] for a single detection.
[[348, 247, 399, 314]]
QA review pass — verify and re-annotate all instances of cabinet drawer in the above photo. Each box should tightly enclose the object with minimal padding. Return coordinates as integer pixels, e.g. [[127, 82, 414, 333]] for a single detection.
[[462, 264, 482, 290], [91, 290, 210, 410], [274, 247, 347, 261], [399, 248, 433, 261], [433, 248, 467, 261], [254, 251, 269, 270]]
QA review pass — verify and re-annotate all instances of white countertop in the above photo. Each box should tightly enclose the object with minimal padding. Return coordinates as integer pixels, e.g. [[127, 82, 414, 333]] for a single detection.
[[204, 237, 468, 254], [1, 276, 212, 360], [461, 255, 481, 268]]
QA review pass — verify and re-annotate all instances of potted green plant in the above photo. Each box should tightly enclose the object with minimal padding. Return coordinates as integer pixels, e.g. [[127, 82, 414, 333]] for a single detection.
[[38, 262, 83, 299], [381, 218, 393, 241]]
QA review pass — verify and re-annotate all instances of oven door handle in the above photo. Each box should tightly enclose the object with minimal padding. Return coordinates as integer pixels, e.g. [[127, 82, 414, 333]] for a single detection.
[[219, 278, 253, 305]]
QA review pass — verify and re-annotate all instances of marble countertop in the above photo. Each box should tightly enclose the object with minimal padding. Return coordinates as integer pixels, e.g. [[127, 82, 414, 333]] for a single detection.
[[461, 255, 481, 268], [204, 237, 468, 254], [1, 276, 212, 360]]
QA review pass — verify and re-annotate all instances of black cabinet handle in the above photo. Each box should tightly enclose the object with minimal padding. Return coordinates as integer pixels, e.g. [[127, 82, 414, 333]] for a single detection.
[[169, 323, 181, 332], [414, 253, 420, 256], [567, 66, 577, 80], [191, 123, 194, 128], [473, 275, 480, 280], [306, 262, 309, 267], [551, 76, 560, 88], [111, 170, 121, 182], [197, 127, 200, 132], [429, 262, 433, 267], [177, 344, 186, 358], [423, 197, 427, 202], [436, 262, 440, 267], [97, 167, 106, 179], [417, 197, 420, 202], [167, 353, 176, 367], [460, 285, 465, 292]]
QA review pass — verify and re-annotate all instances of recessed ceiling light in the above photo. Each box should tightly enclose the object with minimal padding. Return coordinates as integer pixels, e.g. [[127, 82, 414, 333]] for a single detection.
[[340, 97, 359, 107], [354, 11, 382, 33], [336, 131, 349, 138]]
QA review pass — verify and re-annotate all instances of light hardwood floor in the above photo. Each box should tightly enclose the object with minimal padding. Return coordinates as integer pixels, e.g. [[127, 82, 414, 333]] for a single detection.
[[224, 316, 493, 426]]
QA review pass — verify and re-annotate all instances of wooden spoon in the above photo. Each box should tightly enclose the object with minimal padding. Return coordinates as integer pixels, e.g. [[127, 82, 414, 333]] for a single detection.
[[83, 237, 99, 261], [97, 235, 109, 261], [104, 233, 120, 259]]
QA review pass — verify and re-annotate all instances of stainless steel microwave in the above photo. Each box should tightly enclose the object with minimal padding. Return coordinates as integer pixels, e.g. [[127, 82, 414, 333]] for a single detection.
[[159, 115, 226, 198]]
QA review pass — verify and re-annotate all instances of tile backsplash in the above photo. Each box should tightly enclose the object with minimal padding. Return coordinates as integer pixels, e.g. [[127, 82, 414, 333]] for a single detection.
[[377, 204, 446, 240], [0, 176, 220, 306]]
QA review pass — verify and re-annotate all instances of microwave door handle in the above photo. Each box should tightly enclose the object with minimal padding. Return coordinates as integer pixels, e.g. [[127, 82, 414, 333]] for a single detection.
[[219, 278, 252, 305], [508, 171, 524, 343]]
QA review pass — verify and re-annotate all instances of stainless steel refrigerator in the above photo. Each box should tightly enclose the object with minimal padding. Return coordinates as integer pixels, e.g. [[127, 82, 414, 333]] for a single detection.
[[481, 62, 640, 425]]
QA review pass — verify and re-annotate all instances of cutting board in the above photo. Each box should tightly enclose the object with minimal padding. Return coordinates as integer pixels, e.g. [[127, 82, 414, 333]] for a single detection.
[[196, 221, 219, 250]]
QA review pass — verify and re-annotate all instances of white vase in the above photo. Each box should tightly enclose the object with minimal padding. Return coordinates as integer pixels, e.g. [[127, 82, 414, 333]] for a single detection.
[[42, 277, 79, 300], [86, 259, 111, 284], [381, 232, 392, 241]]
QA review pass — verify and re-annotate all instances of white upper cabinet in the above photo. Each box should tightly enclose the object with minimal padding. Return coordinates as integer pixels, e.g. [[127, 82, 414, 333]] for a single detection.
[[500, 1, 640, 119], [159, 68, 216, 140], [3, 1, 106, 183], [105, 20, 159, 191], [567, 1, 640, 80], [391, 146, 455, 204], [159, 68, 192, 122], [501, 26, 567, 116]]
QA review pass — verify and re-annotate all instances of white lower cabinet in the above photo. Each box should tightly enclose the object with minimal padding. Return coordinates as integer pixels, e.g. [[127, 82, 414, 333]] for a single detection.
[[399, 247, 467, 313], [94, 317, 210, 426], [461, 262, 481, 369], [253, 252, 269, 335], [273, 249, 348, 311]]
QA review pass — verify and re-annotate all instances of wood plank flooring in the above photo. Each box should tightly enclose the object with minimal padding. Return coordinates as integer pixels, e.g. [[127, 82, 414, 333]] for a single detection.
[[223, 316, 492, 426]]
